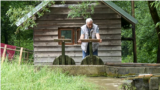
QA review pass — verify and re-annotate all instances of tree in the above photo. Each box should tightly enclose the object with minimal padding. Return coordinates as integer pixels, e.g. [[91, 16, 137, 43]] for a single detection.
[[148, 1, 160, 63]]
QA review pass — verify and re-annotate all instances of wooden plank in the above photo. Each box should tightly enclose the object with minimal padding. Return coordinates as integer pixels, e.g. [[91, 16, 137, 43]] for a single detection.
[[99, 29, 121, 34], [36, 20, 121, 25], [34, 34, 121, 41], [34, 56, 121, 65], [1, 45, 7, 64], [34, 45, 121, 51], [34, 42, 58, 46], [19, 47, 23, 65], [100, 34, 121, 39], [34, 40, 121, 46], [34, 30, 58, 36], [80, 39, 100, 42], [34, 24, 121, 29], [54, 39, 71, 42], [34, 35, 58, 41], [100, 40, 121, 45], [34, 56, 121, 62], [34, 50, 121, 57], [34, 28, 121, 36], [37, 13, 120, 21]]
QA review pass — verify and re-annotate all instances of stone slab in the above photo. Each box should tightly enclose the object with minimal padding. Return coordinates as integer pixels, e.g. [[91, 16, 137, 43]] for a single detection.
[[105, 66, 160, 77], [35, 65, 160, 76], [35, 65, 106, 76]]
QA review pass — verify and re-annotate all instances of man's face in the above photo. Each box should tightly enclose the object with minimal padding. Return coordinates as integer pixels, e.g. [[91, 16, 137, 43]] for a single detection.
[[86, 21, 93, 29]]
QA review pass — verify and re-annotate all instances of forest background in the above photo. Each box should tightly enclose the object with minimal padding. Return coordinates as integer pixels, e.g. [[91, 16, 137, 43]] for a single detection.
[[0, 0, 160, 63]]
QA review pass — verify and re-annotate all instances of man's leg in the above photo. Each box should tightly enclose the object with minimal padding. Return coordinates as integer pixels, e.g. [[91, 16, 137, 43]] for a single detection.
[[82, 50, 88, 59], [93, 49, 98, 56]]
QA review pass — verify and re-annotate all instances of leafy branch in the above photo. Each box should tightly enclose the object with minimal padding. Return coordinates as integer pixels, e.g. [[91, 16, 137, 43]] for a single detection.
[[67, 1, 99, 19], [6, 1, 55, 34]]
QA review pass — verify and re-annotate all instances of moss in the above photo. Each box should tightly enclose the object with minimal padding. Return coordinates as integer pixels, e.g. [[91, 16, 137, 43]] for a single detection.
[[88, 72, 108, 77], [106, 72, 136, 78]]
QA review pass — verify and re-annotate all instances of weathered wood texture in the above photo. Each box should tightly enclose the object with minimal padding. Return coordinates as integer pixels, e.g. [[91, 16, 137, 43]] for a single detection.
[[34, 2, 121, 65]]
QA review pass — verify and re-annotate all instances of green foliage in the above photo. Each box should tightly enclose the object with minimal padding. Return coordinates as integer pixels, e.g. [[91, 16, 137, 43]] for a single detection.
[[6, 1, 55, 34], [1, 62, 98, 90], [150, 1, 160, 28], [115, 1, 159, 63], [68, 1, 99, 19]]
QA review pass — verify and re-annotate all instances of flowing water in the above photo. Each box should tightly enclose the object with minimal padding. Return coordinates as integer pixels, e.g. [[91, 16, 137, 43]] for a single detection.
[[85, 77, 124, 90]]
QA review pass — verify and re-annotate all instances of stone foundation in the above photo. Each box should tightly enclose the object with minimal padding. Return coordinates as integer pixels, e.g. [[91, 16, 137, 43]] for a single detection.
[[35, 65, 160, 77]]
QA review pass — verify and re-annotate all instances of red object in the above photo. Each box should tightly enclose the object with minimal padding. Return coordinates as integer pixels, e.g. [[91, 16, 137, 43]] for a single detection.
[[6, 44, 16, 60], [1, 43, 6, 57], [1, 43, 16, 60]]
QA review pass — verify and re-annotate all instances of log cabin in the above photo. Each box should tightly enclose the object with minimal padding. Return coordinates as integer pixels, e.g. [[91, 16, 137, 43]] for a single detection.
[[15, 1, 138, 65]]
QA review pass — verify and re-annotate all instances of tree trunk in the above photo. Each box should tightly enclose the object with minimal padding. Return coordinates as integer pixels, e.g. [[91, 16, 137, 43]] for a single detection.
[[148, 1, 160, 63], [4, 29, 8, 44]]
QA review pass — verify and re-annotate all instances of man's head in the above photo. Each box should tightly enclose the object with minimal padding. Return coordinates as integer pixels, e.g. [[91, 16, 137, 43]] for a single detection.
[[86, 18, 93, 29]]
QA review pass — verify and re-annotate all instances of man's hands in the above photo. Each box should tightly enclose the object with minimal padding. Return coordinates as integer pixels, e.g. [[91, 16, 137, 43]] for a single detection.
[[78, 39, 102, 43], [99, 39, 102, 43], [78, 39, 82, 44]]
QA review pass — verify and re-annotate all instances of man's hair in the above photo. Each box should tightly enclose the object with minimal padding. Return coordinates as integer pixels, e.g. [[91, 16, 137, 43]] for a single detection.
[[86, 18, 93, 24]]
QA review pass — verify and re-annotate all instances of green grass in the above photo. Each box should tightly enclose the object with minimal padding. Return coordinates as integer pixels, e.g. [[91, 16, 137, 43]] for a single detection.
[[1, 62, 99, 90]]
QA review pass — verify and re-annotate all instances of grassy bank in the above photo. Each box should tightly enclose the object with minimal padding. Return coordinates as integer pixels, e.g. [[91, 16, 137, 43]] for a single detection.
[[1, 62, 98, 90]]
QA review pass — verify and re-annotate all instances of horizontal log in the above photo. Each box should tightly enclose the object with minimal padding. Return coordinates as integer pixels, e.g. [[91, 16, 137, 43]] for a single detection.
[[34, 50, 121, 57], [100, 34, 121, 39], [54, 39, 71, 42], [99, 29, 121, 34], [80, 39, 100, 42], [34, 24, 121, 30], [37, 13, 120, 21], [34, 45, 121, 51], [33, 40, 121, 46], [34, 60, 122, 65], [34, 35, 58, 41], [34, 29, 121, 36], [100, 40, 121, 45], [34, 34, 121, 41], [34, 56, 121, 63], [36, 20, 121, 25], [34, 29, 58, 35]]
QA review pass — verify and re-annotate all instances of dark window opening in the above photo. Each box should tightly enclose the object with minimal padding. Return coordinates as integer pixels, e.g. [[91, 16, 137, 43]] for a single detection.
[[58, 28, 80, 45]]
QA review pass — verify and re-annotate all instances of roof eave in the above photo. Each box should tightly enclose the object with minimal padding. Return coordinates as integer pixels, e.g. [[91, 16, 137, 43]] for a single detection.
[[101, 0, 138, 24]]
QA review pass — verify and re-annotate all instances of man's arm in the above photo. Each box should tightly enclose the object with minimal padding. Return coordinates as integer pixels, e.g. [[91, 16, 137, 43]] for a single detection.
[[96, 33, 102, 43], [96, 26, 102, 43], [78, 34, 84, 43]]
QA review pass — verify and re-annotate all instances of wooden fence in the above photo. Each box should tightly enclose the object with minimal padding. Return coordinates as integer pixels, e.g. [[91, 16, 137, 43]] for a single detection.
[[1, 45, 33, 65]]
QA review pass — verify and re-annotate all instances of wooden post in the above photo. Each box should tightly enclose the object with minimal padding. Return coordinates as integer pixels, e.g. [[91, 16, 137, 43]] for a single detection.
[[19, 47, 23, 65], [62, 41, 65, 65], [1, 45, 7, 64], [131, 1, 137, 63], [27, 52, 29, 61], [89, 37, 93, 65], [24, 49, 26, 60], [54, 36, 71, 65], [89, 37, 93, 57]]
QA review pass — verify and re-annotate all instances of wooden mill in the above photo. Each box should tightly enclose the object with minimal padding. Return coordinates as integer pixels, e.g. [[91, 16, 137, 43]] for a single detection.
[[15, 1, 138, 65]]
